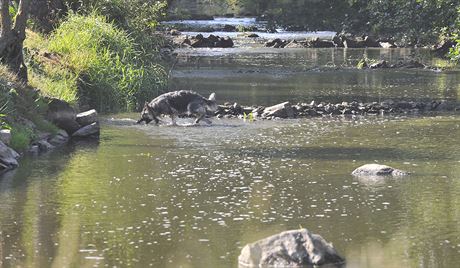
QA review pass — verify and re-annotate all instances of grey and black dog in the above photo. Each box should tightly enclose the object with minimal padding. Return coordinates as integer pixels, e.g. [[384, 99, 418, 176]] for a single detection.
[[137, 90, 217, 125]]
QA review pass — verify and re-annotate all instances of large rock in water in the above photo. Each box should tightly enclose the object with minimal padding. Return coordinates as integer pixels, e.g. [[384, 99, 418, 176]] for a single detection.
[[0, 141, 20, 171], [238, 229, 344, 267], [47, 98, 80, 135], [262, 102, 295, 118], [76, 109, 98, 127], [72, 122, 100, 138], [352, 164, 408, 177]]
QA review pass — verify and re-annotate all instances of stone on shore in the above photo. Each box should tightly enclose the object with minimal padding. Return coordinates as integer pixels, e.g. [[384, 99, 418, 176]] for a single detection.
[[48, 129, 70, 146], [0, 141, 20, 171], [238, 229, 344, 267], [47, 98, 80, 135], [72, 122, 100, 138], [352, 164, 408, 177], [262, 102, 295, 118], [0, 129, 11, 145], [76, 109, 99, 127]]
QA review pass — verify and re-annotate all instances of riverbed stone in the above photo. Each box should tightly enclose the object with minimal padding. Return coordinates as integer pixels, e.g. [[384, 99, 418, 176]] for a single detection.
[[48, 129, 69, 146], [0, 141, 19, 171], [262, 102, 295, 118], [76, 109, 98, 127], [238, 229, 344, 267], [352, 164, 408, 177], [0, 129, 11, 145], [47, 98, 81, 135], [72, 122, 100, 138], [36, 139, 55, 152]]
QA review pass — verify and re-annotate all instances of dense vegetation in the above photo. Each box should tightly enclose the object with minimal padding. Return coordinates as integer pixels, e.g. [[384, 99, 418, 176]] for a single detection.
[[0, 0, 169, 151], [169, 0, 460, 46]]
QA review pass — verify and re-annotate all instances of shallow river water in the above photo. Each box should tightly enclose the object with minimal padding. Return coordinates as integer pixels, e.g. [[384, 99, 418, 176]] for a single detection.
[[1, 44, 460, 267]]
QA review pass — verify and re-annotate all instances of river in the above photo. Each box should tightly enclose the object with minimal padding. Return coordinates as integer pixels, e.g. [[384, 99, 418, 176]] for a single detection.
[[1, 20, 460, 268]]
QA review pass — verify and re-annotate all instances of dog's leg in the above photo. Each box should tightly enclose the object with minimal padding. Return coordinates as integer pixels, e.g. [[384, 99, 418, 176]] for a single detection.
[[170, 114, 178, 126]]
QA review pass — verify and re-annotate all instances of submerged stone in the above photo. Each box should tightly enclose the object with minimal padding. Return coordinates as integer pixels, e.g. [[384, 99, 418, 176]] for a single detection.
[[238, 229, 344, 267], [352, 164, 408, 177]]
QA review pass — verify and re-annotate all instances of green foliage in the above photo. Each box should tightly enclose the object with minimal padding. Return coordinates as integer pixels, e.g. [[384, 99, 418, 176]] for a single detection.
[[40, 12, 167, 112], [10, 126, 34, 151], [448, 9, 460, 63]]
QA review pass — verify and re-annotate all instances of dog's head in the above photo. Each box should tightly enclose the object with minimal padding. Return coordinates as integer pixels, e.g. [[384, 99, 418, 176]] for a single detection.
[[207, 92, 218, 112], [137, 102, 159, 125]]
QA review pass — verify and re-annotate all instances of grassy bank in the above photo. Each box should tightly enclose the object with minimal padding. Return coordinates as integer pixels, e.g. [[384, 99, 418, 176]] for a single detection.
[[25, 12, 168, 113]]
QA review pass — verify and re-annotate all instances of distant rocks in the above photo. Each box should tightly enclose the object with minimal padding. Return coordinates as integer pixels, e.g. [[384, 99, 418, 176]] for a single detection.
[[215, 99, 460, 119], [360, 59, 429, 70], [238, 229, 344, 267], [180, 34, 234, 48], [352, 164, 409, 177], [264, 35, 400, 49]]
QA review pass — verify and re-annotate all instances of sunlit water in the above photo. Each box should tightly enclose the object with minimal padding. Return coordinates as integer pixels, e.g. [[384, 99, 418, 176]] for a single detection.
[[1, 44, 460, 267]]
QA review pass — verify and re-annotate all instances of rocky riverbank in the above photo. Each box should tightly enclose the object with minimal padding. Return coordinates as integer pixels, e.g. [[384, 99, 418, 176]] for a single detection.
[[215, 99, 460, 120], [0, 100, 100, 175]]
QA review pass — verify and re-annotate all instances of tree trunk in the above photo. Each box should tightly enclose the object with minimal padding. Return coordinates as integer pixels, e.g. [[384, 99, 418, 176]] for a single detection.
[[0, 0, 30, 82]]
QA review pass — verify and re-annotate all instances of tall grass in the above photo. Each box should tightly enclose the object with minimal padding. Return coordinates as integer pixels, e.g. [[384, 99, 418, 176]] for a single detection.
[[27, 12, 167, 113]]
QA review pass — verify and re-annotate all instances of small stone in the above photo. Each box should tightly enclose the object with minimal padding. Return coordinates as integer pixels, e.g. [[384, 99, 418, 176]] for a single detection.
[[0, 129, 11, 145], [76, 109, 98, 127], [352, 164, 409, 177], [72, 123, 100, 138]]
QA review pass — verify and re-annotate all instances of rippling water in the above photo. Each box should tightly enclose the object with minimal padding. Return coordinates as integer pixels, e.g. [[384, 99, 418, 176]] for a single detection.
[[1, 115, 460, 267], [1, 43, 460, 267]]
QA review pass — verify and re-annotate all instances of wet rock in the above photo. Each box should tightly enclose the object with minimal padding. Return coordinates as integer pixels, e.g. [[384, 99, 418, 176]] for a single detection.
[[28, 145, 40, 155], [262, 102, 295, 118], [332, 35, 344, 47], [170, 29, 181, 36], [352, 164, 408, 177], [284, 40, 305, 48], [363, 36, 380, 47], [223, 24, 236, 32], [36, 139, 55, 152], [370, 60, 389, 69], [0, 129, 11, 145], [307, 38, 335, 48], [379, 41, 397, 48], [47, 98, 80, 135], [0, 141, 19, 171], [189, 34, 234, 48], [265, 38, 288, 48], [76, 109, 98, 127], [48, 129, 69, 146], [246, 33, 259, 38], [72, 122, 100, 138], [238, 229, 344, 267]]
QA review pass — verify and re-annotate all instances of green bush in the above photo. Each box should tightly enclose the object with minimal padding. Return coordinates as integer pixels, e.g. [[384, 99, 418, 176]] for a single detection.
[[10, 126, 34, 151], [46, 12, 167, 112]]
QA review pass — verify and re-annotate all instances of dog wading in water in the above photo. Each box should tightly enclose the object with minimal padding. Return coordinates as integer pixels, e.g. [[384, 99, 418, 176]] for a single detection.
[[137, 90, 217, 125]]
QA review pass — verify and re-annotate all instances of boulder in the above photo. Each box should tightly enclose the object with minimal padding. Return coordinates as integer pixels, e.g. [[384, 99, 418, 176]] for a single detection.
[[170, 29, 181, 36], [35, 139, 55, 151], [352, 164, 408, 177], [263, 102, 295, 118], [47, 98, 81, 134], [76, 109, 98, 127], [246, 33, 259, 38], [238, 229, 344, 267], [379, 41, 397, 48], [48, 129, 70, 146], [0, 141, 19, 171], [369, 60, 389, 69], [72, 122, 100, 138], [363, 36, 380, 47], [284, 40, 305, 48], [308, 38, 335, 48], [0, 129, 11, 145]]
